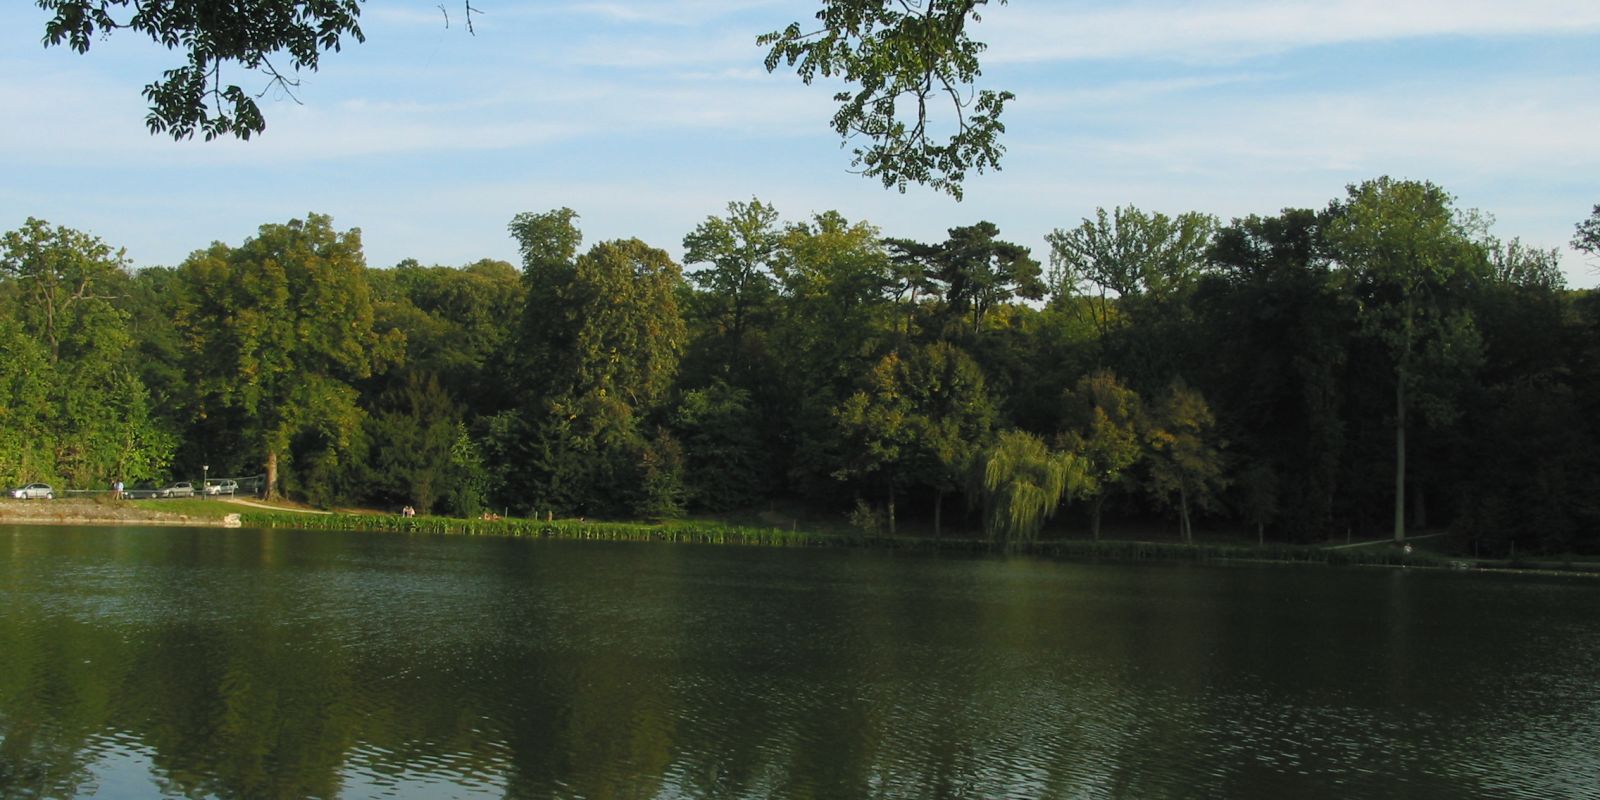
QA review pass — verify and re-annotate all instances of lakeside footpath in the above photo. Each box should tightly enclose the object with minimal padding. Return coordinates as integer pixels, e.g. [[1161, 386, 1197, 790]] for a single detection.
[[4, 498, 1596, 576]]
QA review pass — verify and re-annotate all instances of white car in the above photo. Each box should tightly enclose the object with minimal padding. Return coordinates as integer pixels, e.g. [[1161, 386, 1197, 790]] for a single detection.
[[10, 483, 54, 500]]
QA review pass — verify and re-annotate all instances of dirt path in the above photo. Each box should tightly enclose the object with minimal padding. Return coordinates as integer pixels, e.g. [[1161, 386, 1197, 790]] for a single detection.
[[1324, 532, 1448, 550], [221, 497, 332, 515]]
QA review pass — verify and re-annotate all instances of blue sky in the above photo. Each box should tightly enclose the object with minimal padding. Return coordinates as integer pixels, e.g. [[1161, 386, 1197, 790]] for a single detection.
[[3, 1, 1598, 284]]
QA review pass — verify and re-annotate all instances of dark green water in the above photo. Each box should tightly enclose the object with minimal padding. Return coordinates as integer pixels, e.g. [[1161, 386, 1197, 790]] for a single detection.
[[1, 526, 1596, 799]]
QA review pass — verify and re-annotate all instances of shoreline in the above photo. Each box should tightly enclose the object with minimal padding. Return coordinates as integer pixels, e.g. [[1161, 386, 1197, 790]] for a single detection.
[[5, 499, 1596, 577]]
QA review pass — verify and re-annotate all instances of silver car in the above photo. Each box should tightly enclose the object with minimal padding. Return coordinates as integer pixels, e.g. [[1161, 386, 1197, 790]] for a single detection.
[[9, 483, 54, 500], [158, 481, 196, 498], [204, 479, 238, 496]]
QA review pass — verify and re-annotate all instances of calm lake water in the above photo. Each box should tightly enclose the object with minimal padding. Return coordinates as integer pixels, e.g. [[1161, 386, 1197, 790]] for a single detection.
[[0, 525, 1596, 799]]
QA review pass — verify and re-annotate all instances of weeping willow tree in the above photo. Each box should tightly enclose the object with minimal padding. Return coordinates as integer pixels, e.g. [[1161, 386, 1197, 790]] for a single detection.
[[980, 430, 1088, 547]]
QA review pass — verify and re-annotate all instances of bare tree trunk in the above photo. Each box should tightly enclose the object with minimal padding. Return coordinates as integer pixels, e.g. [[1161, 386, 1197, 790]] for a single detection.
[[266, 449, 279, 500]]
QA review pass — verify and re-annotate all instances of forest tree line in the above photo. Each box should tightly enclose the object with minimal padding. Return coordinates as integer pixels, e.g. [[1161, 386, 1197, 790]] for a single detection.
[[4, 177, 1599, 554]]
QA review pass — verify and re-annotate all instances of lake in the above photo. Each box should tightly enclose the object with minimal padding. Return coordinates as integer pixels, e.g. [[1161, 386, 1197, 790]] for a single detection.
[[1, 525, 1596, 798]]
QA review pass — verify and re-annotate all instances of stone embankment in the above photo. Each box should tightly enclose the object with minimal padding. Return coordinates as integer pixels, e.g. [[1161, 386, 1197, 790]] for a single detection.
[[0, 498, 223, 527]]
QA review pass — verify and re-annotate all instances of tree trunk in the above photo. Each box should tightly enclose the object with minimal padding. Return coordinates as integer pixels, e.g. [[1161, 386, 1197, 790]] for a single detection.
[[1413, 484, 1427, 531], [887, 482, 897, 535], [1393, 370, 1407, 544], [933, 489, 944, 539], [1179, 485, 1191, 544], [1091, 495, 1104, 541], [265, 449, 279, 500]]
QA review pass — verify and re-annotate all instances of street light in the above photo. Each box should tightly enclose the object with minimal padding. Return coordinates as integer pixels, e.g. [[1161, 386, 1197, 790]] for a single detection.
[[203, 465, 209, 498]]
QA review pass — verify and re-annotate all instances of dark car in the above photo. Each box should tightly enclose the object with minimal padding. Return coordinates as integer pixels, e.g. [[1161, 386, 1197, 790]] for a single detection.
[[124, 483, 162, 499]]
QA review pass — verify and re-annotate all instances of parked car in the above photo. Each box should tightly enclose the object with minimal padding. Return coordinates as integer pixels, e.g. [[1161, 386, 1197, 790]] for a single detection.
[[9, 483, 53, 500], [124, 483, 161, 499], [158, 481, 196, 498], [204, 479, 238, 496]]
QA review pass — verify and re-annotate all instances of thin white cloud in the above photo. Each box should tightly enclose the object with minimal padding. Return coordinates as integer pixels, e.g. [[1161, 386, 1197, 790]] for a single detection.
[[982, 0, 1600, 63], [559, 30, 764, 68], [1015, 73, 1273, 110], [561, 1, 789, 27]]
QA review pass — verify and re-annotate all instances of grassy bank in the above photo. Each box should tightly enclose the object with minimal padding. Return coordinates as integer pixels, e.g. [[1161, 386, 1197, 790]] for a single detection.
[[234, 509, 1464, 569], [14, 498, 1586, 572]]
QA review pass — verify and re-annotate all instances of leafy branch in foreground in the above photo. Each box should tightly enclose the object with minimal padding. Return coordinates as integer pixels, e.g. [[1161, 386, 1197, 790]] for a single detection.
[[37, 0, 369, 140], [762, 0, 1013, 199], [35, 1, 477, 140], [1575, 204, 1600, 259]]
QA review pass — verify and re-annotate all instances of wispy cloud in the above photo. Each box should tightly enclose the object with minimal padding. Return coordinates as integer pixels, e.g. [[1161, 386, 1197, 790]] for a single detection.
[[983, 0, 1600, 63], [560, 1, 789, 27], [558, 30, 764, 68]]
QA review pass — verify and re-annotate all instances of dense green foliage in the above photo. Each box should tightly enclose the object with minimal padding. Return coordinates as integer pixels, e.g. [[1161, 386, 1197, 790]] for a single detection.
[[4, 181, 1598, 556], [0, 219, 172, 489]]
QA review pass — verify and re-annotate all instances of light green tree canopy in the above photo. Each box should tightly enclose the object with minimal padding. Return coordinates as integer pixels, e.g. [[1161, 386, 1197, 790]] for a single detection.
[[682, 199, 782, 352], [0, 218, 173, 488], [1047, 205, 1218, 303], [979, 429, 1086, 547]]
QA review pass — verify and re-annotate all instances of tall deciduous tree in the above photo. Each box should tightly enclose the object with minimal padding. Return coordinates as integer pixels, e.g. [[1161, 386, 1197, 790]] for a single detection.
[[1325, 177, 1490, 543], [833, 341, 995, 535], [1059, 370, 1144, 541], [681, 199, 781, 379], [505, 209, 686, 515], [1199, 209, 1347, 541], [0, 218, 172, 488], [0, 313, 57, 486], [900, 341, 995, 537], [1144, 380, 1226, 544], [176, 213, 398, 500], [769, 211, 897, 497], [832, 351, 917, 533]]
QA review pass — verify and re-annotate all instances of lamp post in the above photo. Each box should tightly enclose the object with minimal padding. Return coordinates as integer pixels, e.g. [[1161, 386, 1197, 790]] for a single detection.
[[203, 465, 209, 498]]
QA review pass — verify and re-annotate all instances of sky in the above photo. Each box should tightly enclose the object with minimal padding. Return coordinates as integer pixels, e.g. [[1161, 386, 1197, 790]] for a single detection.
[[3, 1, 1598, 285]]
